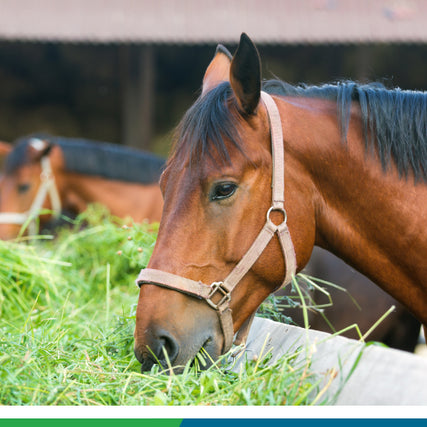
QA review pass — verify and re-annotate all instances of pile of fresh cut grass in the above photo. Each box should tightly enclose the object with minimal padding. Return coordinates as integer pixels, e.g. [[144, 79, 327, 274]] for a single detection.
[[0, 205, 333, 405]]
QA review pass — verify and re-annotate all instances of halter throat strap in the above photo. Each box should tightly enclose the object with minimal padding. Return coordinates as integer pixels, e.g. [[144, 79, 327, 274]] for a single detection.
[[136, 91, 297, 353], [0, 156, 62, 234]]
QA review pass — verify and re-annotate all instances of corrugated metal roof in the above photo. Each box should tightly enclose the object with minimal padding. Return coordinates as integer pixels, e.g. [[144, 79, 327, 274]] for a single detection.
[[0, 0, 426, 44]]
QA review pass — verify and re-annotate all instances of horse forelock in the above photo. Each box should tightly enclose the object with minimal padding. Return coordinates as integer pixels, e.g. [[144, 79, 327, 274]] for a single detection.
[[4, 137, 34, 174], [168, 82, 245, 172]]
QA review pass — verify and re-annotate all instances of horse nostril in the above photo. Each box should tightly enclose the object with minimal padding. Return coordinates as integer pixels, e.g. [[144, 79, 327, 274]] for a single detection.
[[134, 329, 180, 371], [159, 332, 179, 365]]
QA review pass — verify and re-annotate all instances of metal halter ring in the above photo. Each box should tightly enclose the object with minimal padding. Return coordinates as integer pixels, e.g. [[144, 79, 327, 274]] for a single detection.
[[266, 206, 288, 227]]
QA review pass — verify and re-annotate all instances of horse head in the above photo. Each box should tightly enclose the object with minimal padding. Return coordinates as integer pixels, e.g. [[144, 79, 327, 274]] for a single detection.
[[134, 34, 316, 372], [0, 137, 62, 239]]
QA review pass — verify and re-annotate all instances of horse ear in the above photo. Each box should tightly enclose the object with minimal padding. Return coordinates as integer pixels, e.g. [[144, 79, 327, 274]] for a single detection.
[[230, 33, 261, 115], [27, 138, 53, 161], [202, 44, 232, 96], [0, 141, 12, 158]]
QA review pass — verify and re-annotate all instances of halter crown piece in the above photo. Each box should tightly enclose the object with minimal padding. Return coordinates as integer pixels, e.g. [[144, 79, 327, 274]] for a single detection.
[[136, 92, 297, 353]]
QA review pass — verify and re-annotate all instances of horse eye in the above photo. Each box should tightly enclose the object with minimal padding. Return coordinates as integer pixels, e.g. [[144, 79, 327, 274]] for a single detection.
[[17, 183, 30, 194], [210, 182, 238, 201]]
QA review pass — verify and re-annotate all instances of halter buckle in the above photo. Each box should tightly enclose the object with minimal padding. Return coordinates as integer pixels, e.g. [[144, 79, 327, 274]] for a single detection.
[[206, 281, 231, 311]]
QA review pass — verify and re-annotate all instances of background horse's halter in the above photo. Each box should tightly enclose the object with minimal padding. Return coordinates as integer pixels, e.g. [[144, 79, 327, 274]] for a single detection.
[[136, 92, 297, 353], [0, 155, 62, 235]]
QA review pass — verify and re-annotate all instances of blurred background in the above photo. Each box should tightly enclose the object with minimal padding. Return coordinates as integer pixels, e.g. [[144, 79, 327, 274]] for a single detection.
[[0, 0, 425, 156]]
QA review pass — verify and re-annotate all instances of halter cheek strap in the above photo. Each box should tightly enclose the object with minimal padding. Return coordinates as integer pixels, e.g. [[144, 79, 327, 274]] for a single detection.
[[136, 91, 297, 353], [0, 156, 62, 235]]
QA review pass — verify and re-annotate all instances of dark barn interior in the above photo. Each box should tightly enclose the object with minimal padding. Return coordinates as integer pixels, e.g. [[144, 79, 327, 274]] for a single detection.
[[0, 1, 425, 156]]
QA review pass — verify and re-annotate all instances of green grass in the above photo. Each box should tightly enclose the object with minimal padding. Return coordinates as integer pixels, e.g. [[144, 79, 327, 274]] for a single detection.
[[0, 205, 335, 405]]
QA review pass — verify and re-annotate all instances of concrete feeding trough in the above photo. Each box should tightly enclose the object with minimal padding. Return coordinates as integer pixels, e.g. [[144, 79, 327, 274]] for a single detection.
[[232, 317, 427, 405]]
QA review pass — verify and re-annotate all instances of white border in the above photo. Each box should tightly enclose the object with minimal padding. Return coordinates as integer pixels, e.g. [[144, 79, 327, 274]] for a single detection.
[[1, 406, 426, 419]]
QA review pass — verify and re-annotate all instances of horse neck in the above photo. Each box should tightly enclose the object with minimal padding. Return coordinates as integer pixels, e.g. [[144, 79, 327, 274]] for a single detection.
[[60, 172, 163, 223], [280, 97, 427, 322]]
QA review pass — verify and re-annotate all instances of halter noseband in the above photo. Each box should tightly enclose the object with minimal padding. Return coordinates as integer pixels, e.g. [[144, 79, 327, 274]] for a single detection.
[[0, 152, 62, 235], [136, 92, 297, 353]]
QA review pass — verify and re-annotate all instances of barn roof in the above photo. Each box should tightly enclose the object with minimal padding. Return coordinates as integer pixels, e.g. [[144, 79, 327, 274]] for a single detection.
[[0, 0, 426, 44]]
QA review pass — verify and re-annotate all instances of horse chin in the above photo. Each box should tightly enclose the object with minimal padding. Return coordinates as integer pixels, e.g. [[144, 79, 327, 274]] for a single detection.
[[187, 336, 223, 372]]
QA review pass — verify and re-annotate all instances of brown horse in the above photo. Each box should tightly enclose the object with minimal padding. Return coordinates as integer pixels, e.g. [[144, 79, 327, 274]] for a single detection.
[[278, 246, 421, 352], [133, 33, 427, 371], [1, 137, 419, 354], [0, 135, 164, 239]]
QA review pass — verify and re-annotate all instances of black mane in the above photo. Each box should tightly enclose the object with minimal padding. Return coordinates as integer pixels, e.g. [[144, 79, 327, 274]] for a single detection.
[[6, 135, 165, 184], [172, 80, 427, 181]]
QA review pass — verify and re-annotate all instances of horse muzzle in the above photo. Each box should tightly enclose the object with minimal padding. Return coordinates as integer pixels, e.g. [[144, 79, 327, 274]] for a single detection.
[[134, 284, 224, 373]]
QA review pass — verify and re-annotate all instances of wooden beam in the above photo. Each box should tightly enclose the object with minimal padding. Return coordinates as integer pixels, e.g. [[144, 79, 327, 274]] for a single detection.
[[120, 44, 154, 150]]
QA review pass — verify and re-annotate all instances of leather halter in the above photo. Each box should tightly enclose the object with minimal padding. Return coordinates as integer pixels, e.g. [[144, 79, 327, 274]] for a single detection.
[[136, 91, 297, 353], [0, 154, 62, 235]]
